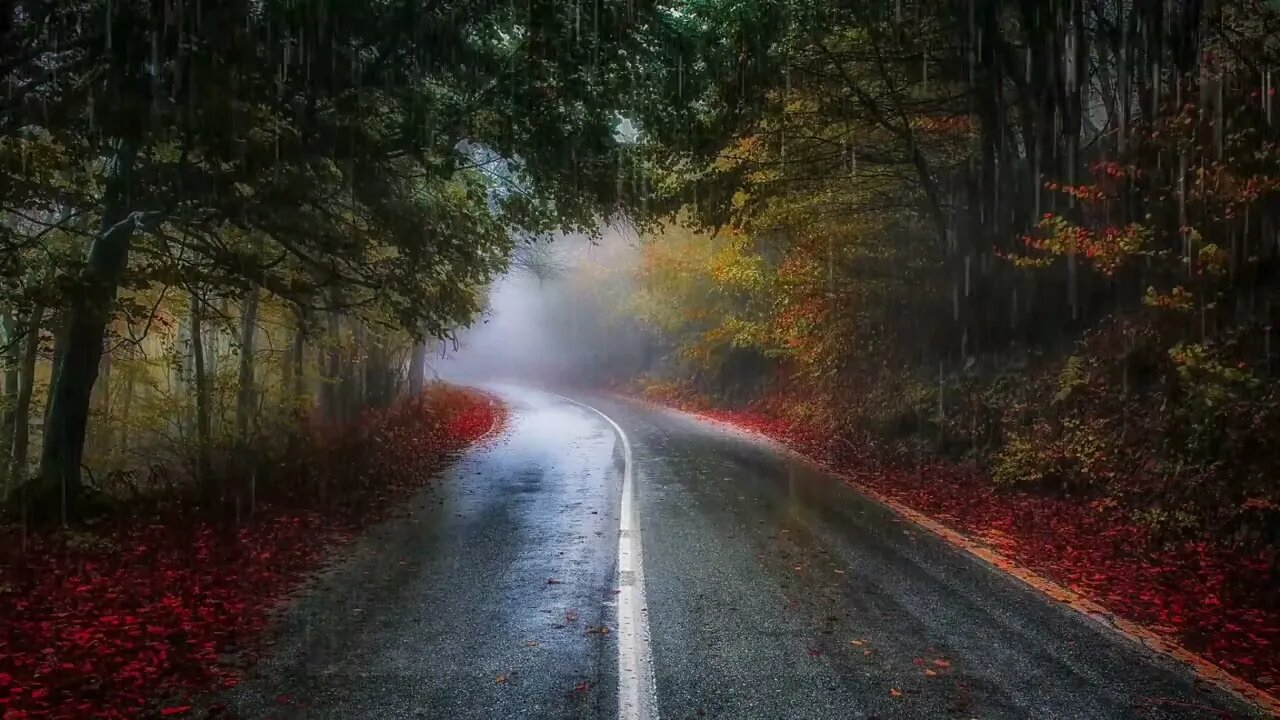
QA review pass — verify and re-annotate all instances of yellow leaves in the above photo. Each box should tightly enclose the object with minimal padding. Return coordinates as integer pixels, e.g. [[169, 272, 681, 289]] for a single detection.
[[707, 232, 768, 291], [1197, 242, 1229, 276], [0, 132, 73, 189], [1143, 286, 1195, 312], [712, 135, 762, 172], [631, 221, 780, 372], [909, 115, 974, 135], [1002, 254, 1054, 271], [1018, 215, 1150, 276]]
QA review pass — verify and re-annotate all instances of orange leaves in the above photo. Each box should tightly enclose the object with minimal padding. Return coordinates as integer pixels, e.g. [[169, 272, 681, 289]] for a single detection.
[[912, 656, 953, 679], [1090, 160, 1132, 179], [1043, 180, 1109, 204], [1188, 164, 1280, 211], [1142, 286, 1195, 312], [1011, 214, 1149, 276]]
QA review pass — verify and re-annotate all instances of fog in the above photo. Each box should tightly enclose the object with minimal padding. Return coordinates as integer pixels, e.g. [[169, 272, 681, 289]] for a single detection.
[[434, 224, 653, 390]]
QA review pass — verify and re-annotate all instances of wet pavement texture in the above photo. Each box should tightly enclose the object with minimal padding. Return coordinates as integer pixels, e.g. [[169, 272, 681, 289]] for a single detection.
[[226, 385, 1265, 720]]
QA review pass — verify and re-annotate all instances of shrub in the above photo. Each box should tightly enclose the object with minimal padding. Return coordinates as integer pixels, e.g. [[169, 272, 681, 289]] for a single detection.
[[992, 432, 1055, 488]]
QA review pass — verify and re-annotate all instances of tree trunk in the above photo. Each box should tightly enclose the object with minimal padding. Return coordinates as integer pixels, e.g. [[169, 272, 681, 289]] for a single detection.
[[88, 338, 112, 458], [282, 312, 297, 405], [323, 311, 342, 421], [189, 290, 211, 493], [116, 367, 134, 463], [1, 311, 19, 487], [290, 316, 306, 401], [232, 286, 259, 520], [10, 304, 43, 489], [43, 317, 64, 427], [353, 320, 367, 409], [36, 140, 138, 523], [364, 334, 393, 407], [235, 286, 259, 440], [408, 342, 427, 397], [281, 345, 293, 406]]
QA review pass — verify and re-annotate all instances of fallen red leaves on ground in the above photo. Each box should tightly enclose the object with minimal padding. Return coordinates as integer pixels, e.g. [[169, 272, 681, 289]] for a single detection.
[[0, 386, 504, 720], [654, 396, 1280, 695]]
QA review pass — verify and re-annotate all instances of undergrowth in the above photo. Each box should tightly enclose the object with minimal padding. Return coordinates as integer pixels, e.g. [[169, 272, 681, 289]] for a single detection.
[[0, 384, 503, 719]]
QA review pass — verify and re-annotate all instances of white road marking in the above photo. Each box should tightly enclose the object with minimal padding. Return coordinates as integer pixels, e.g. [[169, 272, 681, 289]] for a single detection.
[[554, 393, 658, 720]]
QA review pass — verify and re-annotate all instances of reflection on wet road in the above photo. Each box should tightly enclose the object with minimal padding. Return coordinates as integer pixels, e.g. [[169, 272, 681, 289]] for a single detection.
[[227, 385, 1264, 720]]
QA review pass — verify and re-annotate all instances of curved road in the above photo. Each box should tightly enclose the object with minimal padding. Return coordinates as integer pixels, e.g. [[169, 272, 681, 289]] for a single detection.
[[226, 385, 1265, 719]]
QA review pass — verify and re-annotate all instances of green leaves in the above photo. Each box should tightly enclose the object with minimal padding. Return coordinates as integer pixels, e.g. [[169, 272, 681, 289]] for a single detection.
[[1, 0, 681, 350]]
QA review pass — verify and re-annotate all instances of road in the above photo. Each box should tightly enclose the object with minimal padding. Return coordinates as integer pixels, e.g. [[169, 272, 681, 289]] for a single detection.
[[225, 385, 1265, 720]]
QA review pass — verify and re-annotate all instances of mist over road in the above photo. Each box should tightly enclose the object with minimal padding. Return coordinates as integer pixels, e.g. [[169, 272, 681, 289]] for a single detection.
[[227, 385, 1262, 719]]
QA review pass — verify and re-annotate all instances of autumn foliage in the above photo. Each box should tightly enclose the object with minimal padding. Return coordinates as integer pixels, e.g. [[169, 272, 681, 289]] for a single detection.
[[0, 385, 503, 719], [527, 0, 1280, 700]]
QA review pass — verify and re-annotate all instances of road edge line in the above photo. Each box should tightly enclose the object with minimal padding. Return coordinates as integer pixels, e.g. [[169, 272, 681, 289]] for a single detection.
[[554, 393, 658, 720], [631, 396, 1279, 719]]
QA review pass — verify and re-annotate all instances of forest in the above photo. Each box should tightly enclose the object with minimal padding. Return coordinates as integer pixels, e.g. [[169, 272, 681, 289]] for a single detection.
[[0, 0, 653, 523], [0, 2, 647, 713], [546, 0, 1280, 548], [3, 0, 1280, 717], [516, 0, 1280, 696]]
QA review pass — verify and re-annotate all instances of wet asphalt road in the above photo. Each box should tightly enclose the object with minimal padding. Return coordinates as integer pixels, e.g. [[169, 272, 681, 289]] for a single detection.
[[226, 385, 1266, 720]]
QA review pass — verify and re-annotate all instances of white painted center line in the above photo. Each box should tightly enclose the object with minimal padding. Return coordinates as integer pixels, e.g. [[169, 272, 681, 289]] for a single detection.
[[555, 394, 658, 720]]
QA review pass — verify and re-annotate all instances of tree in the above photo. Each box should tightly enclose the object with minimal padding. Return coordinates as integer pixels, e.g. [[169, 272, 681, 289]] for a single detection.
[[2, 0, 665, 520], [613, 0, 1280, 537]]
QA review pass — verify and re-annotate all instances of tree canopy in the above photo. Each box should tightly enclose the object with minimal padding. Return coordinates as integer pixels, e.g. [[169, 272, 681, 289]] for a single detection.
[[528, 0, 1280, 546], [0, 0, 666, 516]]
